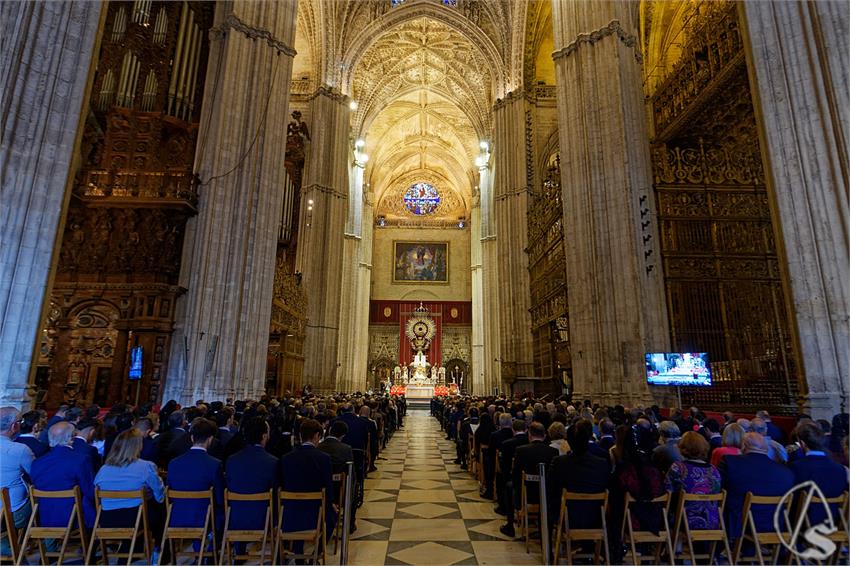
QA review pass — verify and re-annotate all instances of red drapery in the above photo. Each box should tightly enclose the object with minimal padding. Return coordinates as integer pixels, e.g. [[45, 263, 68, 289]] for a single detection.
[[398, 302, 443, 368]]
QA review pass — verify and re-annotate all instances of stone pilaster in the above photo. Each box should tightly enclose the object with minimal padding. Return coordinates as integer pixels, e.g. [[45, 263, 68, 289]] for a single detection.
[[491, 92, 535, 387], [739, 0, 850, 419], [164, 1, 298, 404], [470, 203, 485, 396], [551, 1, 669, 405], [296, 88, 350, 394], [0, 1, 104, 406]]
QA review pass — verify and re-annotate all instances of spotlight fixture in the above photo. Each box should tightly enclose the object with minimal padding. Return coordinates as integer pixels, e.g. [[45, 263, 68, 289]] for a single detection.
[[308, 199, 314, 205], [355, 139, 365, 148], [475, 156, 485, 167], [349, 100, 359, 111], [457, 217, 466, 229], [376, 215, 386, 227], [479, 140, 489, 151]]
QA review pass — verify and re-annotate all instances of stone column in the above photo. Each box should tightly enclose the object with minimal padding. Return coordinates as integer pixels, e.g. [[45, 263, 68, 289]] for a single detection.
[[551, 1, 669, 405], [470, 201, 486, 396], [164, 1, 298, 404], [739, 1, 850, 419], [0, 1, 104, 406], [491, 92, 535, 387], [295, 87, 350, 394]]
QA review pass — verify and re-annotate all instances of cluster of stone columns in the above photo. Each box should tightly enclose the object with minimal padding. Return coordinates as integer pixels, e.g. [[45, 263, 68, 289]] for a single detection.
[[491, 92, 535, 384], [550, 0, 669, 406], [294, 88, 351, 394], [0, 1, 104, 405], [164, 1, 298, 404]]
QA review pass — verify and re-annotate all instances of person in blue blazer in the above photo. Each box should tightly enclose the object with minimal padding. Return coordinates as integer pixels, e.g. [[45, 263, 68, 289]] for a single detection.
[[335, 405, 369, 450], [789, 421, 849, 524], [29, 422, 96, 528], [719, 432, 795, 541], [72, 419, 102, 473], [225, 416, 279, 531], [279, 419, 336, 539], [166, 418, 224, 533], [15, 411, 48, 458]]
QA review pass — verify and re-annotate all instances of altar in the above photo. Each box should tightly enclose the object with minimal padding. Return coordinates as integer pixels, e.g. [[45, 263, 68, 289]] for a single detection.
[[405, 384, 435, 400]]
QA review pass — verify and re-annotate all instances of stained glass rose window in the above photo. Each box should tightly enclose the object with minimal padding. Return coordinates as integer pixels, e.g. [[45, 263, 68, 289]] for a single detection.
[[403, 182, 440, 215]]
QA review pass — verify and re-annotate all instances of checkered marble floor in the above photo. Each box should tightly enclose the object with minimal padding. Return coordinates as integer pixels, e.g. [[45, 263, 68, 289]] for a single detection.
[[336, 409, 543, 565]]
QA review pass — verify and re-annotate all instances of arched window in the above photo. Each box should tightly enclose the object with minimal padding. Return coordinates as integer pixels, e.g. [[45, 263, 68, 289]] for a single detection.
[[403, 182, 440, 215]]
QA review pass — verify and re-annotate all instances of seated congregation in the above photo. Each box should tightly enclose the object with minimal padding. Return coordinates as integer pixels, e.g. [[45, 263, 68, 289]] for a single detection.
[[434, 396, 849, 564], [0, 394, 405, 564]]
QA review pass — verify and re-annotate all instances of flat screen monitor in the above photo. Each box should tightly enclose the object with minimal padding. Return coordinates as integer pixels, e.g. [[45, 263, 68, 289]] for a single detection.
[[645, 352, 711, 387], [129, 346, 143, 380]]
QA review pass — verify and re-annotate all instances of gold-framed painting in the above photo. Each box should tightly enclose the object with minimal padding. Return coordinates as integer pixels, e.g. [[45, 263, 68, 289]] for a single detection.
[[393, 241, 449, 284]]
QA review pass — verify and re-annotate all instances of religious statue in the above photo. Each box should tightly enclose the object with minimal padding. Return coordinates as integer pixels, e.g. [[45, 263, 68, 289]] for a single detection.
[[401, 365, 409, 382], [430, 365, 437, 381], [438, 365, 446, 383], [393, 365, 401, 381]]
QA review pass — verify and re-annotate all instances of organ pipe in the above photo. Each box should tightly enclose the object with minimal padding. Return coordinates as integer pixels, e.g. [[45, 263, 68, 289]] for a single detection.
[[167, 1, 189, 116], [174, 9, 195, 116], [184, 25, 202, 119]]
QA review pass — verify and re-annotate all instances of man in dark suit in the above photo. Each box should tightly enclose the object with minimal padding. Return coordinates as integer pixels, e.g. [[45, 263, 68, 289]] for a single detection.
[[225, 416, 279, 533], [15, 410, 48, 457], [30, 422, 96, 528], [133, 417, 158, 462], [279, 419, 336, 553], [720, 432, 795, 541], [72, 419, 102, 472], [501, 422, 557, 537], [547, 419, 610, 531], [318, 421, 354, 473], [789, 421, 849, 524], [318, 420, 357, 531], [167, 418, 225, 534], [156, 410, 188, 468], [485, 413, 514, 500], [757, 410, 786, 446], [496, 419, 528, 517], [336, 404, 370, 494], [458, 408, 479, 471], [596, 418, 616, 453], [359, 405, 379, 472]]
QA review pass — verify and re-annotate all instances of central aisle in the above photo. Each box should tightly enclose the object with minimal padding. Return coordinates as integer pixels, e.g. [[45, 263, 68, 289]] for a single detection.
[[345, 409, 542, 565]]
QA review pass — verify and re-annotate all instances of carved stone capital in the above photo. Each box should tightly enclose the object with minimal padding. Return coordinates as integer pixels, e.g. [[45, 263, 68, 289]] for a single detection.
[[210, 13, 297, 57], [552, 19, 643, 64]]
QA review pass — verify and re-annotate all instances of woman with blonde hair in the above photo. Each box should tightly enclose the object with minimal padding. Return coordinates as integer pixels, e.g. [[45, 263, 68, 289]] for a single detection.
[[709, 422, 744, 467], [94, 428, 165, 533]]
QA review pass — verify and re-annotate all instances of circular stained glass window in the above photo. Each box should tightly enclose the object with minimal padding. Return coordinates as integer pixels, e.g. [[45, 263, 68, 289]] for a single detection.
[[403, 182, 440, 215]]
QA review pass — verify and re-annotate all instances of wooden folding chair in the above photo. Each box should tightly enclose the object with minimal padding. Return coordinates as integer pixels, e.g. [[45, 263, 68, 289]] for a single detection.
[[273, 489, 327, 565], [671, 491, 732, 565], [802, 490, 849, 565], [622, 492, 674, 565], [493, 448, 502, 498], [330, 473, 348, 555], [734, 492, 796, 565], [159, 488, 216, 565], [86, 488, 151, 566], [553, 490, 610, 565], [477, 443, 489, 487], [519, 472, 541, 553], [219, 489, 273, 565], [18, 486, 88, 566], [0, 488, 21, 565]]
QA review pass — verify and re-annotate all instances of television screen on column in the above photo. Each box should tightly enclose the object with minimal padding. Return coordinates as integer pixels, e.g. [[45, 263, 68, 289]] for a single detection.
[[128, 346, 143, 380], [645, 352, 711, 386]]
